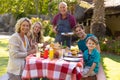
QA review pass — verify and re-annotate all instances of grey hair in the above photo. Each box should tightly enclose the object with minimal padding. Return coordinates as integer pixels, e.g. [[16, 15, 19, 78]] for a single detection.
[[15, 17, 31, 33], [59, 2, 67, 9]]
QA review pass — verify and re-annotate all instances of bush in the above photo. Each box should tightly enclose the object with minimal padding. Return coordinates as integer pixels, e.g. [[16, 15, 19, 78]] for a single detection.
[[100, 37, 120, 55], [42, 20, 55, 38]]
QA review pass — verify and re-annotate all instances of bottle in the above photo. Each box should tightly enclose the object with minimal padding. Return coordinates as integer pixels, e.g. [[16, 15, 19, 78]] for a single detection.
[[43, 47, 49, 59], [35, 44, 40, 58], [49, 47, 54, 60], [63, 41, 67, 48]]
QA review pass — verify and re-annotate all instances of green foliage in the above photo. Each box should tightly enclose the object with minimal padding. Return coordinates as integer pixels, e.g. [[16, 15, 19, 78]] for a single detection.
[[100, 37, 120, 55], [0, 0, 52, 19], [0, 39, 9, 76], [0, 0, 78, 20], [42, 20, 55, 37]]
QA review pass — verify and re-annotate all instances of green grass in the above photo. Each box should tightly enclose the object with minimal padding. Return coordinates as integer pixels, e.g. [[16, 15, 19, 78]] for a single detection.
[[0, 39, 9, 76], [0, 38, 120, 80]]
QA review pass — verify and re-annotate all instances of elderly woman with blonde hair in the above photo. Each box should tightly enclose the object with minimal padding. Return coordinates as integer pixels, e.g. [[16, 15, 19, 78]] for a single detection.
[[7, 17, 36, 80]]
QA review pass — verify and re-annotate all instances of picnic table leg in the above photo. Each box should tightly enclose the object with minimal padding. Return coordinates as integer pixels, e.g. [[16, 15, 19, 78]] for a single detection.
[[71, 74, 77, 80]]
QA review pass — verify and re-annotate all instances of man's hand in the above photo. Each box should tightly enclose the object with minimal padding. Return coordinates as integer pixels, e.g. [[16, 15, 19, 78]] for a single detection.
[[53, 26, 58, 34]]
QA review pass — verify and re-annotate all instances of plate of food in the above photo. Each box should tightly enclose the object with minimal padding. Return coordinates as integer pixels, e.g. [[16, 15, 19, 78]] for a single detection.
[[63, 57, 81, 62], [64, 54, 83, 58]]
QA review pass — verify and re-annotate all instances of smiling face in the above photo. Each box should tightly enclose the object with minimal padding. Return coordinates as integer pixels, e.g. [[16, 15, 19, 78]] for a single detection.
[[59, 2, 67, 15], [33, 23, 41, 34], [86, 39, 97, 51], [20, 20, 30, 34], [74, 26, 86, 39]]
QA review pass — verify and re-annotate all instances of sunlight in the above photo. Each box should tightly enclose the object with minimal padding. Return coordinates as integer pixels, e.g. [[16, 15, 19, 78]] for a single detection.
[[103, 57, 120, 80]]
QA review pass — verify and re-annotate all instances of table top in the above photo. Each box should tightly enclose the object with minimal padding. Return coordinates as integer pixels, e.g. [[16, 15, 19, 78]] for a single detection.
[[22, 54, 83, 80]]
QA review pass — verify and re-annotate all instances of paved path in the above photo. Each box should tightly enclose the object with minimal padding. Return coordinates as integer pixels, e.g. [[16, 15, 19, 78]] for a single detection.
[[0, 35, 10, 39]]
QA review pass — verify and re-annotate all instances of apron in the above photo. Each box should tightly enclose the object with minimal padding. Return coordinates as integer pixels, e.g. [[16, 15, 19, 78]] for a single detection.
[[55, 15, 72, 47]]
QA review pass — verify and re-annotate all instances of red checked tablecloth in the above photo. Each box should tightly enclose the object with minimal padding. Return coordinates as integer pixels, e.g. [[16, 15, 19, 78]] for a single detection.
[[22, 55, 83, 80]]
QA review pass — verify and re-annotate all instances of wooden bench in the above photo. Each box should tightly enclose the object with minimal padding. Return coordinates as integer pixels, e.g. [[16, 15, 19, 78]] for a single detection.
[[81, 75, 97, 80]]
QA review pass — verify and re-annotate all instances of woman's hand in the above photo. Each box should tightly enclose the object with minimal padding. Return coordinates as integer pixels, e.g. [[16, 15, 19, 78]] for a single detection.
[[27, 48, 37, 55], [30, 39, 37, 49]]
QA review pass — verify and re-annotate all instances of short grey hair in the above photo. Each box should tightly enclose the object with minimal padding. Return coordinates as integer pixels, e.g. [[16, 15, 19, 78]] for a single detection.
[[15, 17, 31, 33], [59, 2, 67, 9]]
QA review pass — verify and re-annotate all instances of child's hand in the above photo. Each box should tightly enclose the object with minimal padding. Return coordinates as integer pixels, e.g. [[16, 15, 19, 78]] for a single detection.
[[83, 74, 88, 77]]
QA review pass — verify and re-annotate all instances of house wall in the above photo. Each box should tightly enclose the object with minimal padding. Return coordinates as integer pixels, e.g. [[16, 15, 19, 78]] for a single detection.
[[106, 15, 120, 36]]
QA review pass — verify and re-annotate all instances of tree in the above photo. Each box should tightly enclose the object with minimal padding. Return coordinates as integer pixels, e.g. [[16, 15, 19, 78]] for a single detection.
[[90, 0, 106, 39]]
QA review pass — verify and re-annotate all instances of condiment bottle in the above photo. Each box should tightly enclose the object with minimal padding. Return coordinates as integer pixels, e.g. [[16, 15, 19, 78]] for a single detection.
[[49, 47, 54, 60], [43, 47, 49, 59]]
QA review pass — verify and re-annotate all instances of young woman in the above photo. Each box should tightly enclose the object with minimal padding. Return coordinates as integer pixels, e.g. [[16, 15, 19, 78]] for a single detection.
[[27, 21, 44, 50], [31, 21, 44, 43]]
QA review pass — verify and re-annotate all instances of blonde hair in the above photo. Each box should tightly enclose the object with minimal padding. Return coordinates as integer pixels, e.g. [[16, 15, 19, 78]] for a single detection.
[[15, 17, 31, 33], [31, 21, 44, 43]]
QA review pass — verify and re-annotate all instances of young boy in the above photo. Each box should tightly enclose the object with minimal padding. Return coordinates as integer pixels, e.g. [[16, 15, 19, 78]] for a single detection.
[[82, 36, 100, 77]]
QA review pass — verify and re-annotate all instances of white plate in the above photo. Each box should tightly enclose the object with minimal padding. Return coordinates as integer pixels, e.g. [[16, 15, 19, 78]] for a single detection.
[[61, 33, 65, 35], [67, 32, 74, 35], [61, 32, 74, 36], [64, 54, 83, 58], [63, 57, 81, 62]]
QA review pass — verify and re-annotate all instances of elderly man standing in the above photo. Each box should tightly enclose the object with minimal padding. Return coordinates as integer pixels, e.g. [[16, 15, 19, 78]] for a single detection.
[[52, 1, 76, 48]]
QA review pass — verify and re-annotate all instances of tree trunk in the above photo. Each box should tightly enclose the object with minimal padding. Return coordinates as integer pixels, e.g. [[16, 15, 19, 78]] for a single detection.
[[90, 0, 106, 39], [34, 0, 39, 17]]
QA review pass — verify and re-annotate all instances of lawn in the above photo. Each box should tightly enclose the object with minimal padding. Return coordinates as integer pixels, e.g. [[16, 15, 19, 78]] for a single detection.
[[0, 38, 9, 76], [0, 38, 120, 80]]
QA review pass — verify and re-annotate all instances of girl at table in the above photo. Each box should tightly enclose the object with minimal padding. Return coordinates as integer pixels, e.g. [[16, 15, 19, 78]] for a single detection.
[[27, 21, 44, 48], [29, 22, 47, 80], [30, 21, 44, 43], [7, 17, 36, 80], [82, 36, 100, 77]]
